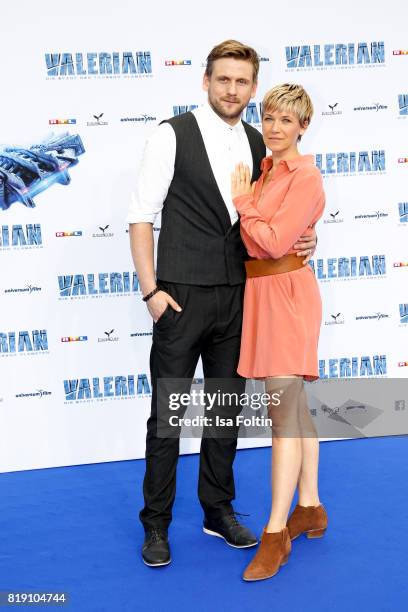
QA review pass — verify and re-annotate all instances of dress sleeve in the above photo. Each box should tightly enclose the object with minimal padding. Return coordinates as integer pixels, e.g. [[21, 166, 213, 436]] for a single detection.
[[233, 171, 324, 259]]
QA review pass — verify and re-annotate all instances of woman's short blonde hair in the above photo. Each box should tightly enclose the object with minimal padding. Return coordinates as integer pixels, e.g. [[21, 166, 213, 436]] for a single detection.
[[262, 83, 314, 126]]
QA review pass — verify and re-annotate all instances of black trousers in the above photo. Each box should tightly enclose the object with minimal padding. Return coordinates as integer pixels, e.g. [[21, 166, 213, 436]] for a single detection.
[[140, 281, 246, 530]]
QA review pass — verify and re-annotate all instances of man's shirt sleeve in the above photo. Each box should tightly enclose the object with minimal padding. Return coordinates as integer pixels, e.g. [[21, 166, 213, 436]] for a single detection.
[[126, 122, 176, 224]]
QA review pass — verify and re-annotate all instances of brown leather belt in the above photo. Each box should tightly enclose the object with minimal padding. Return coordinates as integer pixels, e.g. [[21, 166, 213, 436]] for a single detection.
[[245, 253, 305, 278]]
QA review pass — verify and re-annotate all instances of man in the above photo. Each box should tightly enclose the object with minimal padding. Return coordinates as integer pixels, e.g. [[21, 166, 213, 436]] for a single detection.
[[127, 40, 316, 567]]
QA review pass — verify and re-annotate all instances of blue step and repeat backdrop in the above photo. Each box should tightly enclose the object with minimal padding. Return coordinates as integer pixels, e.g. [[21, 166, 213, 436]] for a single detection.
[[0, 0, 407, 471]]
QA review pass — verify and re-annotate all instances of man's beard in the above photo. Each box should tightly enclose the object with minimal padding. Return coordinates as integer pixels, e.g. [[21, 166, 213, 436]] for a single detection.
[[208, 96, 247, 122]]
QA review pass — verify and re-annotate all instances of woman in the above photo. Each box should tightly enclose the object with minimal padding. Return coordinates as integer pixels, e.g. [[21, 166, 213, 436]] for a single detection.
[[231, 83, 327, 581]]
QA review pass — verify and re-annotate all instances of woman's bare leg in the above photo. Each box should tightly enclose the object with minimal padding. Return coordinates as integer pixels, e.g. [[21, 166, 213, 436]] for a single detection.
[[297, 386, 321, 507], [265, 376, 303, 533]]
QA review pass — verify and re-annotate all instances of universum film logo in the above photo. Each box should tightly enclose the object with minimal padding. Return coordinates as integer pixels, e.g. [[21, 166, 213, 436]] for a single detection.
[[45, 51, 153, 80], [0, 330, 49, 358], [4, 284, 42, 295], [355, 312, 390, 322], [58, 272, 141, 300], [354, 102, 388, 112], [63, 373, 151, 403], [120, 114, 157, 124], [15, 389, 52, 399], [285, 41, 385, 71], [309, 255, 386, 283], [0, 224, 43, 250], [354, 210, 388, 222], [315, 150, 385, 177]]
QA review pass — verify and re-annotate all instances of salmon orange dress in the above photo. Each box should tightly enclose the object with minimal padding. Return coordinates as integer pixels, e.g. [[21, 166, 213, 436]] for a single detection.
[[233, 154, 325, 381]]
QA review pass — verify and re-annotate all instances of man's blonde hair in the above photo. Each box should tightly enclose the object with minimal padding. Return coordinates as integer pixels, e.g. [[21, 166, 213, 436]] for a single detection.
[[205, 39, 259, 81], [262, 83, 314, 126]]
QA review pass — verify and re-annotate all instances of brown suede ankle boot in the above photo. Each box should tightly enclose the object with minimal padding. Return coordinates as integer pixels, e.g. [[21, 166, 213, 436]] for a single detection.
[[286, 504, 328, 541], [243, 527, 291, 581]]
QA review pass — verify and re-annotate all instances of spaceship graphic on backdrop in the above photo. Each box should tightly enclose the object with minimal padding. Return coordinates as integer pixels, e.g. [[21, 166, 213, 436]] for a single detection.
[[0, 132, 85, 211]]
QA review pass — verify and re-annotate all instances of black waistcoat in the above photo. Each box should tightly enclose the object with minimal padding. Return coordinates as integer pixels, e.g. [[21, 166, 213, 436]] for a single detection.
[[156, 111, 266, 286]]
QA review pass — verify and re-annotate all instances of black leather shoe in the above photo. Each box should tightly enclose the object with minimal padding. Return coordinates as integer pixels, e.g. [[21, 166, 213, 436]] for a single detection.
[[203, 512, 258, 548], [142, 528, 171, 567]]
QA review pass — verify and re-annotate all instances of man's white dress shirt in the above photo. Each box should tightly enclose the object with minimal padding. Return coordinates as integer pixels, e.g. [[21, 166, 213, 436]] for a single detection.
[[126, 103, 254, 226]]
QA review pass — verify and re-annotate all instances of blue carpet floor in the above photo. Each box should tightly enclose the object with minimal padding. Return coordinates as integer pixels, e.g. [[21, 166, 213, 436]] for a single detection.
[[1, 437, 407, 612]]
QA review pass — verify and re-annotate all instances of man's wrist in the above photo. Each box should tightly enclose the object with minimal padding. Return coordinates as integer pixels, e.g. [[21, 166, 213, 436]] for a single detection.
[[142, 286, 161, 302]]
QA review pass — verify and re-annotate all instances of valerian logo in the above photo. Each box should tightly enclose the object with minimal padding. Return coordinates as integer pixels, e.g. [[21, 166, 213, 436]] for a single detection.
[[1, 225, 42, 248], [319, 354, 387, 378], [45, 51, 153, 79], [285, 41, 385, 70]]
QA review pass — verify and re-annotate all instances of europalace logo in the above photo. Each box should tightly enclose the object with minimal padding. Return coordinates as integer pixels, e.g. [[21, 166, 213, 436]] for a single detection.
[[324, 312, 345, 326], [45, 51, 153, 79], [319, 354, 387, 378], [315, 150, 385, 176], [63, 373, 151, 403], [309, 255, 386, 282], [87, 113, 108, 127], [0, 224, 43, 250], [92, 224, 114, 238], [0, 330, 49, 357], [58, 271, 141, 299], [285, 41, 385, 71], [323, 210, 344, 224], [322, 103, 342, 116]]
